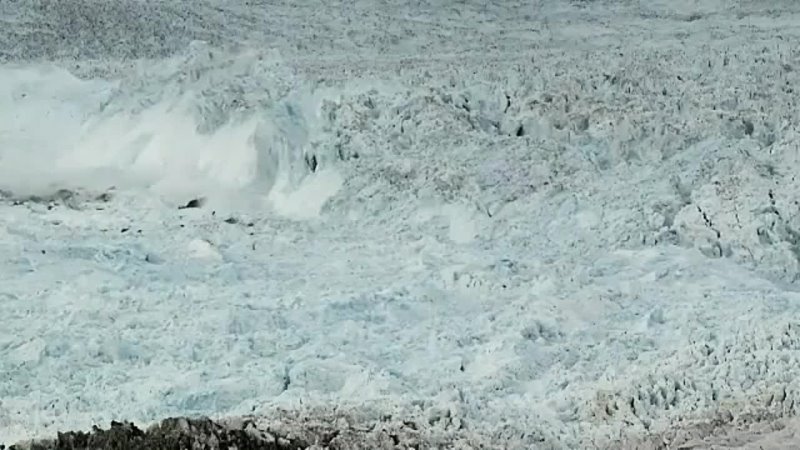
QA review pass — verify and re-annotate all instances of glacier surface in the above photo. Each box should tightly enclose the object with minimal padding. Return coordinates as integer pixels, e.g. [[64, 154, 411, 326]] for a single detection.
[[2, 1, 800, 448]]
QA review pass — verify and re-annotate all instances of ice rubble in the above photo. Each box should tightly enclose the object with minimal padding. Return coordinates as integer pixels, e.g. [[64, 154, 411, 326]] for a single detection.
[[2, 0, 800, 448]]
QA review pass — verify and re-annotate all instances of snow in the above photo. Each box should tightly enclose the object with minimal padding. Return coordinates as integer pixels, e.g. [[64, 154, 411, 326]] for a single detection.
[[2, 0, 800, 448], [269, 168, 344, 220]]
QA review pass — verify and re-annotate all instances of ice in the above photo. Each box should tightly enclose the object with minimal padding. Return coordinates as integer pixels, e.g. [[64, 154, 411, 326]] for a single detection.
[[2, 0, 800, 448]]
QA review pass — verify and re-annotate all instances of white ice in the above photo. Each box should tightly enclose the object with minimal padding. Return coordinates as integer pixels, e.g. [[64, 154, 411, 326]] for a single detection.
[[2, 1, 800, 448]]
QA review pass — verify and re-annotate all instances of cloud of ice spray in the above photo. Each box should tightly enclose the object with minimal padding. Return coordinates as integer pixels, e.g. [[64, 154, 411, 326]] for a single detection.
[[0, 43, 335, 213]]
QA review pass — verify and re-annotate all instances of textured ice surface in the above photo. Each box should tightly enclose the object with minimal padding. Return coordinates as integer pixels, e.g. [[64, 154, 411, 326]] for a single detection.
[[2, 1, 800, 448]]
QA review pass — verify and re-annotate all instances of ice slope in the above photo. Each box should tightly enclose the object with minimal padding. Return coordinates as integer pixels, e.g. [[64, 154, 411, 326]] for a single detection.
[[3, 0, 800, 448]]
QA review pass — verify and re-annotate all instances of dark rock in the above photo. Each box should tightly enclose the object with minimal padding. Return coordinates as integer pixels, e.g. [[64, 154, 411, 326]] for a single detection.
[[16, 417, 309, 450], [95, 192, 113, 202], [179, 198, 205, 209]]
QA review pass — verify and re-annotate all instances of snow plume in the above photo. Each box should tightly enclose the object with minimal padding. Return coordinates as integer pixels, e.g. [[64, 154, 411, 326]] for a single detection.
[[0, 42, 340, 216]]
